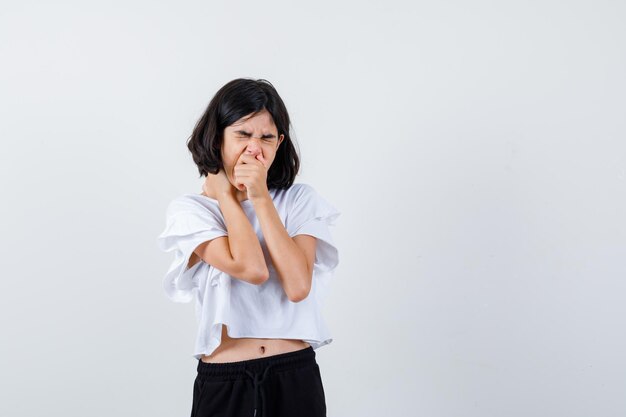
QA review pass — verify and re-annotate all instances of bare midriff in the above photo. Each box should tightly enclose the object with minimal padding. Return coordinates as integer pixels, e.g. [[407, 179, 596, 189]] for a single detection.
[[200, 324, 311, 363]]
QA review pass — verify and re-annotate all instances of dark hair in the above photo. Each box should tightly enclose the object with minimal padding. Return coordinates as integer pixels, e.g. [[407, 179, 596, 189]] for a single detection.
[[187, 78, 300, 190]]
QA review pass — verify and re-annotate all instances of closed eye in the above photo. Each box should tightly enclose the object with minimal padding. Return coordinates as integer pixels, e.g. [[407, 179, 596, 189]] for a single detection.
[[234, 130, 276, 140]]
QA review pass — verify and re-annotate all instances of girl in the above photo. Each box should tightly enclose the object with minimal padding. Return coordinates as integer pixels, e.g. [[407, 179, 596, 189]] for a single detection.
[[157, 78, 341, 417]]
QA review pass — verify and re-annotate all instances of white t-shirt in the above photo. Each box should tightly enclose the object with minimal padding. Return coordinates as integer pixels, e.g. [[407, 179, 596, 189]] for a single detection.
[[156, 182, 341, 360]]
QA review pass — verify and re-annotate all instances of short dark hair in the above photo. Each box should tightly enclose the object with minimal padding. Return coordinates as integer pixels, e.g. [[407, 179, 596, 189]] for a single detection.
[[187, 78, 300, 190]]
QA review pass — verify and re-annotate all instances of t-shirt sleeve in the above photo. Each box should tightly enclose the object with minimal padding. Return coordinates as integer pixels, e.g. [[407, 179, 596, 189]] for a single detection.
[[286, 184, 341, 274], [156, 197, 227, 303]]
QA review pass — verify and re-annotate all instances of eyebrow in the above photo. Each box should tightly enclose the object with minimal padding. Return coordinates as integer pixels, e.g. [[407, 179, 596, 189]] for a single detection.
[[234, 130, 276, 139]]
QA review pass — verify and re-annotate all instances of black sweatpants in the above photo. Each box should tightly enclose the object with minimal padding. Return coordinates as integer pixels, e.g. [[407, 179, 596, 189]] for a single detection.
[[191, 346, 327, 417]]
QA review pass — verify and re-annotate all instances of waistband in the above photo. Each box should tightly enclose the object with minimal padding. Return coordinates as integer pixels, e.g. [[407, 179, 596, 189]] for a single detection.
[[196, 345, 316, 379]]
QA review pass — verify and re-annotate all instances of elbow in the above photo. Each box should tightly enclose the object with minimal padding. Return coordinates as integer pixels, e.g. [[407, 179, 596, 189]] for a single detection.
[[246, 266, 270, 285], [288, 270, 313, 302], [234, 259, 269, 285], [288, 285, 311, 303]]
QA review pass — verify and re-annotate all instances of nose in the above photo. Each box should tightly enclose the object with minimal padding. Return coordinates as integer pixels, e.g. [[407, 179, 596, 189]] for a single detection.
[[245, 138, 263, 156], [246, 146, 260, 155]]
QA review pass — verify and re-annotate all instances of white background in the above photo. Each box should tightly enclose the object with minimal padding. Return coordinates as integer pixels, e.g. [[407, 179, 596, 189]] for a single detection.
[[1, 1, 625, 416]]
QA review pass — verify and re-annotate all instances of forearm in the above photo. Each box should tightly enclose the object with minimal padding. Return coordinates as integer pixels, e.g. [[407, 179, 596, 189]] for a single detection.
[[252, 195, 309, 299], [217, 192, 268, 279]]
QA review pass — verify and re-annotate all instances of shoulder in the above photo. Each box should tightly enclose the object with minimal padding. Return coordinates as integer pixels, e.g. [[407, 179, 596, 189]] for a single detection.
[[281, 182, 318, 203], [282, 183, 339, 220], [164, 193, 222, 220], [267, 183, 316, 209]]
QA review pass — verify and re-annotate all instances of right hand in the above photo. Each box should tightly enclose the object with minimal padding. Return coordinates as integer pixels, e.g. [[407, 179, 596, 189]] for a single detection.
[[203, 168, 235, 199]]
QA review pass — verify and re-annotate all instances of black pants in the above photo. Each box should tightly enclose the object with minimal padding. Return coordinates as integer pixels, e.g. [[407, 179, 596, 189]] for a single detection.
[[191, 346, 327, 417]]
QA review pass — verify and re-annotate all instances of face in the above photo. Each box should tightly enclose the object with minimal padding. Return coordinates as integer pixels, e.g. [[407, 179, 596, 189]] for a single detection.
[[221, 109, 284, 188]]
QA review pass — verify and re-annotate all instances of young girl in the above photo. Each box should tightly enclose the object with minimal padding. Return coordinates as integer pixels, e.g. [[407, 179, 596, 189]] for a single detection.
[[157, 78, 341, 417]]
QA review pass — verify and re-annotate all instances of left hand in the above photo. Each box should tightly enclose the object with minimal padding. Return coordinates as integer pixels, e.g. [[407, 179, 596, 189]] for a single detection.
[[233, 152, 270, 201]]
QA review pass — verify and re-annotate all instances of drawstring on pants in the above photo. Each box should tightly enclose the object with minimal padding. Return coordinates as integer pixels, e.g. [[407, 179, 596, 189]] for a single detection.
[[195, 346, 317, 417], [244, 361, 275, 417]]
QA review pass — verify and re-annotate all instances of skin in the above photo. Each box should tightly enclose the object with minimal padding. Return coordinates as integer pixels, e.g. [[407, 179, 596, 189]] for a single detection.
[[192, 109, 317, 363]]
